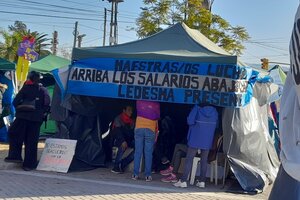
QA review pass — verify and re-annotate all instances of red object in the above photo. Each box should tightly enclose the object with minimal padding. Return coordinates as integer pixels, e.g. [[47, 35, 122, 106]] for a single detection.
[[22, 35, 35, 44], [24, 80, 34, 85], [120, 112, 134, 126], [112, 112, 134, 129]]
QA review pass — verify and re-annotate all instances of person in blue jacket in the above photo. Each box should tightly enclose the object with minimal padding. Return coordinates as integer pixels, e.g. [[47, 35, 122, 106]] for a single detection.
[[174, 103, 218, 188]]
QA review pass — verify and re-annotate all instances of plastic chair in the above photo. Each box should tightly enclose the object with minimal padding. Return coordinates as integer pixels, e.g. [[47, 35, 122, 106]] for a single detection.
[[189, 156, 201, 185], [190, 136, 227, 186], [210, 136, 228, 186]]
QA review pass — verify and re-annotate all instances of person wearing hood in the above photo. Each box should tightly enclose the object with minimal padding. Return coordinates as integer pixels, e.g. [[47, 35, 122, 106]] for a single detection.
[[174, 104, 218, 188], [5, 71, 50, 171]]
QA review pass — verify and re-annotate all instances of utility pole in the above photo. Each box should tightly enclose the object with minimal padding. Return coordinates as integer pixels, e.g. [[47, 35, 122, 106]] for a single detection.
[[114, 2, 118, 45], [77, 34, 86, 47], [109, 1, 114, 46], [52, 31, 58, 55], [73, 21, 78, 48], [108, 0, 124, 46], [103, 8, 107, 46]]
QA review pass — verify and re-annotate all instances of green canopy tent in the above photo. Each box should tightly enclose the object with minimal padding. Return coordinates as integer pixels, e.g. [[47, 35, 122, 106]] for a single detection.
[[0, 58, 15, 70], [30, 54, 70, 136], [30, 54, 70, 73], [73, 23, 240, 64]]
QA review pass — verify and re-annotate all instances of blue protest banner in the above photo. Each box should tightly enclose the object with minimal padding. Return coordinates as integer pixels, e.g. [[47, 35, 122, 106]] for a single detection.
[[54, 58, 254, 107]]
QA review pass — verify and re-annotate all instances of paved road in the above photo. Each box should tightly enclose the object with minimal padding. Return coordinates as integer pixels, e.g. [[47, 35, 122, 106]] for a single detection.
[[0, 169, 268, 200]]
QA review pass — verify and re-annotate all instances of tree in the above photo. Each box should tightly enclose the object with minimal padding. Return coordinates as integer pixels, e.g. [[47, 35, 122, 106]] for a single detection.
[[136, 0, 250, 56], [0, 29, 19, 61], [0, 21, 51, 62]]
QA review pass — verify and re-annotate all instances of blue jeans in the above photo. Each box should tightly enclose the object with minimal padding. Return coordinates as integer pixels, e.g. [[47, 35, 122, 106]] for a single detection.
[[114, 145, 134, 170], [133, 128, 155, 177]]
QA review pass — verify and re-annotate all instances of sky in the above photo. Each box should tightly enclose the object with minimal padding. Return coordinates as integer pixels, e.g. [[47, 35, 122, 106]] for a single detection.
[[0, 0, 299, 67]]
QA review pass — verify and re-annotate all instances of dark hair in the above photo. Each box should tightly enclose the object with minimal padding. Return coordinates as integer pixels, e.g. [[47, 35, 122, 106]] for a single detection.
[[122, 105, 133, 110], [28, 71, 41, 83]]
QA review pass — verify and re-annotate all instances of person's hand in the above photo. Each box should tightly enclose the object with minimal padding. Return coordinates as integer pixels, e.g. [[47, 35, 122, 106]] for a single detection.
[[121, 141, 128, 151]]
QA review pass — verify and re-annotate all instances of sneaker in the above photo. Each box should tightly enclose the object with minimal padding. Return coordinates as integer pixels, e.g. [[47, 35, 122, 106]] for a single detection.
[[173, 180, 187, 188], [160, 166, 173, 176], [196, 181, 205, 188], [161, 173, 178, 183], [131, 174, 138, 181], [111, 166, 123, 174], [145, 176, 152, 182]]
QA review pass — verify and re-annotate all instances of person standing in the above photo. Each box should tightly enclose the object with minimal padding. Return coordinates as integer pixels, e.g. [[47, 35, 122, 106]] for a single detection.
[[132, 100, 160, 182], [268, 5, 300, 200], [174, 104, 218, 188], [111, 105, 135, 173], [0, 82, 8, 116], [5, 71, 50, 171]]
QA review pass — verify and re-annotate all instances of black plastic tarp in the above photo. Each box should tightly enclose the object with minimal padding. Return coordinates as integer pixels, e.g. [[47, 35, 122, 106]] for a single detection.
[[50, 86, 112, 171]]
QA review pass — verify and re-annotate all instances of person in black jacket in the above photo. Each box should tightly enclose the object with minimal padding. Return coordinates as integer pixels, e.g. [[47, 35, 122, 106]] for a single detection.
[[111, 105, 135, 174], [5, 71, 50, 171]]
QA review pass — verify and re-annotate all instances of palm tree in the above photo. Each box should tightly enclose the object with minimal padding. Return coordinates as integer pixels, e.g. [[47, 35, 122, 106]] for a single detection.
[[0, 21, 51, 62], [0, 30, 19, 62]]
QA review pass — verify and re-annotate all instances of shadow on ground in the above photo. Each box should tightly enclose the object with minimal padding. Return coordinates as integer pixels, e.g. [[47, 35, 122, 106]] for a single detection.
[[0, 142, 271, 200]]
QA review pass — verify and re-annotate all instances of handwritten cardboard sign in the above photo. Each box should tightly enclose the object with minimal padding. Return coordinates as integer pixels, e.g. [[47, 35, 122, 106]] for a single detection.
[[37, 138, 77, 173]]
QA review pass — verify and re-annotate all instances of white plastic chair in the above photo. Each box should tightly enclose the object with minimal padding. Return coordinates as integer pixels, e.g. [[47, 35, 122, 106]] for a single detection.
[[190, 136, 227, 186], [210, 136, 229, 186], [190, 156, 201, 185]]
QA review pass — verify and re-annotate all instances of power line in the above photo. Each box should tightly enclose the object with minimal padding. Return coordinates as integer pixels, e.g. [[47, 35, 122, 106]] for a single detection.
[[0, 18, 74, 28], [247, 37, 287, 42], [246, 42, 288, 53], [80, 24, 102, 31], [11, 0, 101, 14], [0, 9, 136, 24], [246, 41, 288, 51], [6, 0, 142, 18], [0, 10, 103, 21], [82, 37, 102, 44], [0, 18, 74, 25], [0, 2, 104, 18], [57, 0, 101, 8], [118, 9, 140, 17]]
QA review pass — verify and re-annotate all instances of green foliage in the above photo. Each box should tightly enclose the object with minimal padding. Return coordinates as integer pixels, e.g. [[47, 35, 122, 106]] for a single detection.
[[136, 0, 250, 56], [0, 21, 51, 62]]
